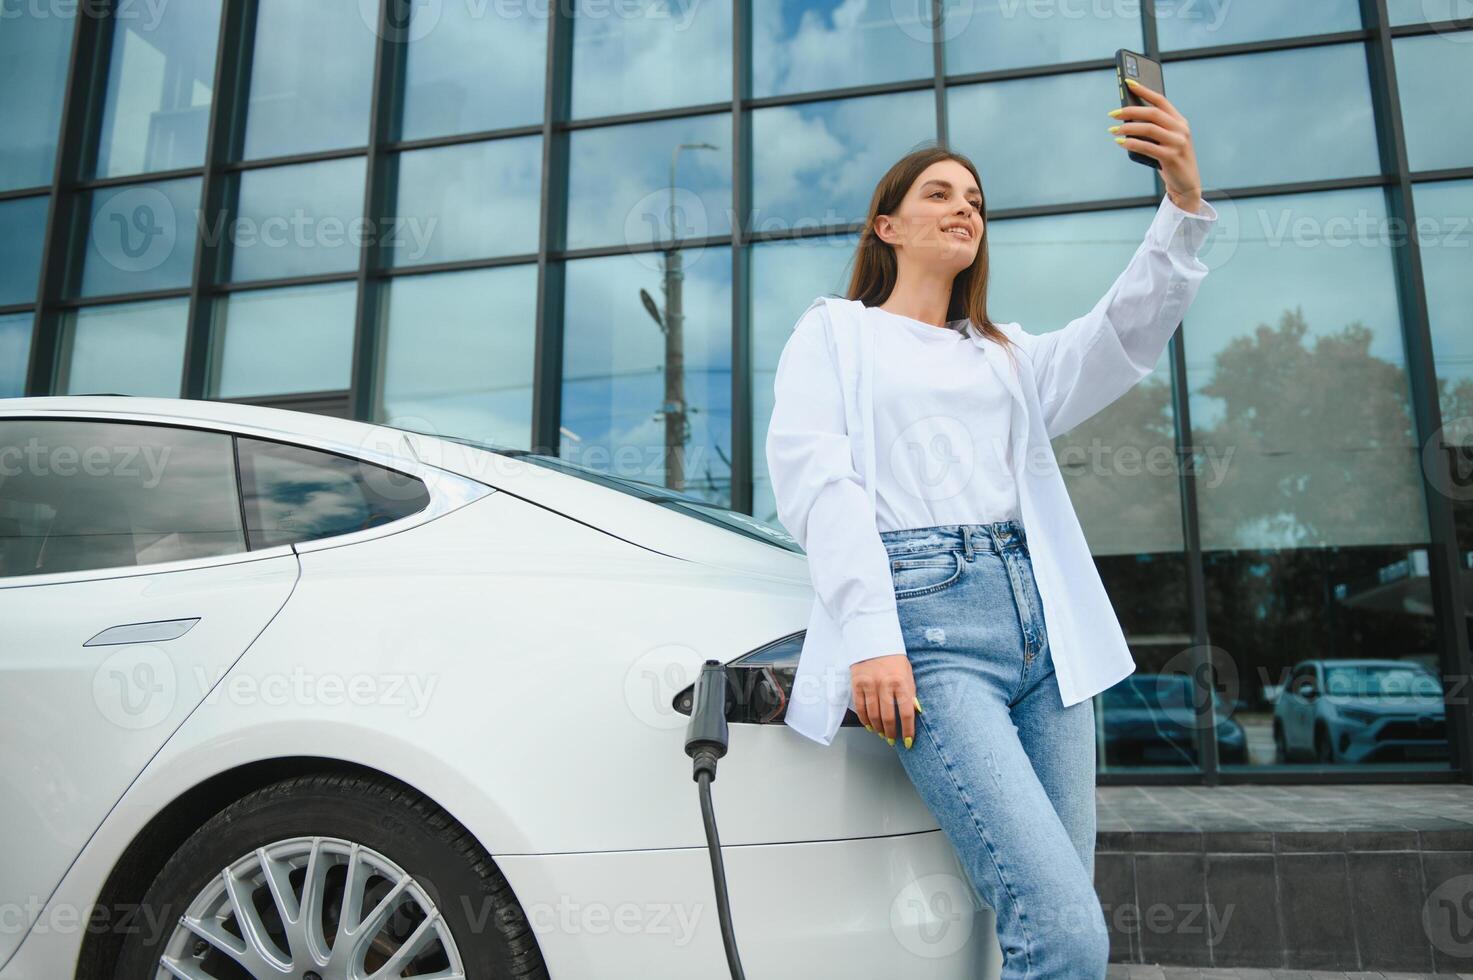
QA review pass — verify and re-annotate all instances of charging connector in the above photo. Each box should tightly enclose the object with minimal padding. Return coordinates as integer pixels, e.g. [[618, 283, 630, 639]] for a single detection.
[[684, 659, 747, 980]]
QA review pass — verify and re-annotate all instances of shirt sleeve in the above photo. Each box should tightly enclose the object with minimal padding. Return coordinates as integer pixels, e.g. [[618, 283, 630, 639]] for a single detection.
[[765, 301, 906, 668], [1018, 192, 1219, 439]]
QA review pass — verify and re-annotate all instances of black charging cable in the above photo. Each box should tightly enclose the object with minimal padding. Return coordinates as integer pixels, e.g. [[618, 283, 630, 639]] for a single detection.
[[684, 659, 747, 980]]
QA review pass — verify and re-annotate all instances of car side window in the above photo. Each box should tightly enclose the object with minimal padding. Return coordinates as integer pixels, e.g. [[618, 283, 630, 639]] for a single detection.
[[235, 436, 431, 549], [0, 419, 247, 578]]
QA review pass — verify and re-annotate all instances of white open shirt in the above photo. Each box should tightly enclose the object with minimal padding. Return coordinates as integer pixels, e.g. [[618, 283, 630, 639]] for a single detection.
[[765, 192, 1219, 747]]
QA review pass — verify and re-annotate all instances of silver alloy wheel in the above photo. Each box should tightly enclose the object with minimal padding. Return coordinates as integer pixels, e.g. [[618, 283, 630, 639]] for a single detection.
[[155, 835, 466, 980]]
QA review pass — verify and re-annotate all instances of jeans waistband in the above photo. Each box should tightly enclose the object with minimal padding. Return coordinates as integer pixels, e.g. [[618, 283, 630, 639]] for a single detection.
[[877, 520, 1027, 558]]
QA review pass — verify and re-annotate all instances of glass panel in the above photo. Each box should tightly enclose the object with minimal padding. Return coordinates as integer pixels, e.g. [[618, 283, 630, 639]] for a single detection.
[[753, 0, 934, 98], [236, 437, 430, 550], [75, 177, 202, 298], [750, 235, 858, 527], [566, 114, 731, 250], [208, 281, 357, 398], [1167, 45, 1380, 190], [240, 0, 374, 159], [373, 264, 538, 449], [1416, 179, 1473, 426], [224, 158, 366, 282], [570, 0, 731, 119], [0, 419, 246, 577], [400, 0, 547, 139], [948, 70, 1156, 211], [1155, 0, 1359, 50], [0, 195, 48, 306], [0, 7, 72, 192], [1180, 187, 1446, 770], [944, 0, 1141, 75], [562, 247, 733, 507], [985, 204, 1196, 771], [56, 297, 189, 397], [1387, 0, 1471, 24], [390, 137, 541, 267], [92, 0, 223, 178], [0, 313, 33, 397], [1413, 177, 1473, 619], [1394, 31, 1473, 173], [751, 90, 936, 230]]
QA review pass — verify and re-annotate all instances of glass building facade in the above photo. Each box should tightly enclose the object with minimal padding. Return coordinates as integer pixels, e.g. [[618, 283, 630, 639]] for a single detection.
[[3, 0, 1471, 784]]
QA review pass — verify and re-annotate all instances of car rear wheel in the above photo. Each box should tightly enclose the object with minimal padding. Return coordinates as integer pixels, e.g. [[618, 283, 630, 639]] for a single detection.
[[115, 772, 548, 980]]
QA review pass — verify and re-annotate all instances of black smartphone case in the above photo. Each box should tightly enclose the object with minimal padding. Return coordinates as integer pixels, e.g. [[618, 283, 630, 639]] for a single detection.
[[1115, 48, 1164, 170]]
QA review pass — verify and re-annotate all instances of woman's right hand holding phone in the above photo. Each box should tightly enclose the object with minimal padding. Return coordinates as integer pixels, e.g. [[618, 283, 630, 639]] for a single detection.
[[851, 654, 922, 750]]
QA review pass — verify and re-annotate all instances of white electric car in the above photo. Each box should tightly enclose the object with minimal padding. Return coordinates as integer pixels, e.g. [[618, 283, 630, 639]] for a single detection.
[[0, 396, 999, 980]]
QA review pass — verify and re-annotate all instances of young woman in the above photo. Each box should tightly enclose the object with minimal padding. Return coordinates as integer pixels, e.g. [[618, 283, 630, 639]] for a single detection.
[[765, 79, 1217, 978]]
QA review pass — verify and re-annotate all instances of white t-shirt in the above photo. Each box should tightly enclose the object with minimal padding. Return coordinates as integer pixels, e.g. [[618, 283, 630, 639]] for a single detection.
[[867, 305, 1021, 533]]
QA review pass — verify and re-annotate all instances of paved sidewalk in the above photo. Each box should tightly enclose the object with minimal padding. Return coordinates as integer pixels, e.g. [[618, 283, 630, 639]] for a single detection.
[[1107, 967, 1473, 978]]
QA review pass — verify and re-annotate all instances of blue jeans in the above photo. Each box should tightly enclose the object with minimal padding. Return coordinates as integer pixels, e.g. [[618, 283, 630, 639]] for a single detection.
[[878, 520, 1109, 979]]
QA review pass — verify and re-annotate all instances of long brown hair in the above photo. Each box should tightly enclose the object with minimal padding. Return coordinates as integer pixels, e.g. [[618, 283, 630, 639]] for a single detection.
[[845, 145, 1018, 363]]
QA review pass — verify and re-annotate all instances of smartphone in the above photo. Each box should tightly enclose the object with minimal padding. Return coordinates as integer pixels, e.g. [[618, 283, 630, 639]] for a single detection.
[[1115, 48, 1164, 170]]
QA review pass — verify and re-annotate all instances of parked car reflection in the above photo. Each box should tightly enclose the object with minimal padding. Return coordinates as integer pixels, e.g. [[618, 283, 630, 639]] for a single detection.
[[1100, 673, 1247, 768], [1272, 659, 1448, 764]]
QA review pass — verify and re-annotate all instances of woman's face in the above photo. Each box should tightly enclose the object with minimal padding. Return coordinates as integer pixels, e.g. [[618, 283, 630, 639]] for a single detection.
[[875, 160, 984, 273]]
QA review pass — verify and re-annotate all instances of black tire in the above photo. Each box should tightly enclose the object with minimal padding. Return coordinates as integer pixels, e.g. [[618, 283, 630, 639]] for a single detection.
[[1314, 726, 1336, 764], [1272, 722, 1288, 764], [114, 772, 548, 980]]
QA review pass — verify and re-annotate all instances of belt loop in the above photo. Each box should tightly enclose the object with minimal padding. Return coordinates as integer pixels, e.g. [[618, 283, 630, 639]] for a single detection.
[[962, 525, 975, 562]]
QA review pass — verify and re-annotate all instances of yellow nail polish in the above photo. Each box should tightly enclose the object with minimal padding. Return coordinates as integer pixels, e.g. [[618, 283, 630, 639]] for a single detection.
[[1125, 77, 1140, 86], [914, 696, 924, 714], [1108, 125, 1122, 134], [904, 736, 914, 749], [1114, 137, 1127, 144], [865, 723, 873, 732], [887, 736, 895, 746], [1108, 108, 1124, 118]]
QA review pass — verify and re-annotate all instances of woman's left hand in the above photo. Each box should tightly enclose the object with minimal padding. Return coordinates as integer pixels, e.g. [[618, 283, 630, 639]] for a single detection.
[[1112, 78, 1203, 214]]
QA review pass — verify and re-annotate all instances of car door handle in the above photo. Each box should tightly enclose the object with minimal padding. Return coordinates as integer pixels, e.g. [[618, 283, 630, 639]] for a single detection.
[[83, 617, 202, 647]]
